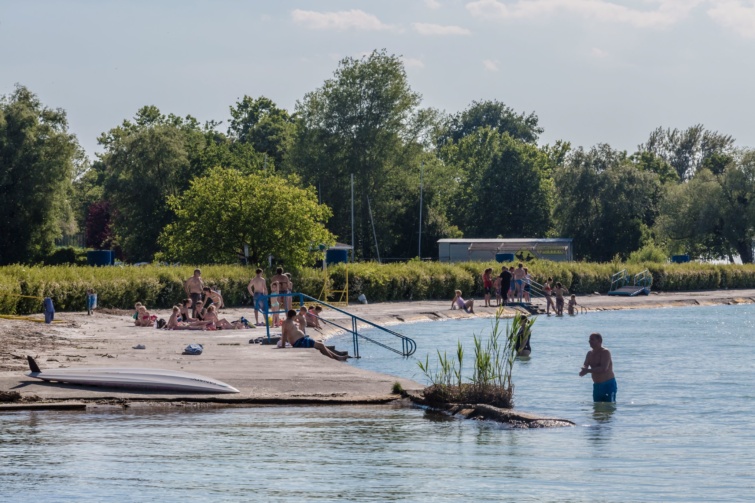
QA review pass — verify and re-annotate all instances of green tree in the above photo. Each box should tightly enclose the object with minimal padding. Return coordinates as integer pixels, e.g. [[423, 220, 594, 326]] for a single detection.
[[657, 151, 755, 263], [441, 128, 554, 238], [638, 125, 735, 181], [438, 99, 543, 146], [0, 85, 81, 264], [159, 167, 334, 266], [554, 146, 664, 261], [228, 96, 295, 168], [289, 50, 434, 259]]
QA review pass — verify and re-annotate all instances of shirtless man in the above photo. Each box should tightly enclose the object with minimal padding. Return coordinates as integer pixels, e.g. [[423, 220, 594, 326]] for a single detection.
[[579, 333, 617, 402], [247, 268, 268, 326], [280, 310, 346, 361], [184, 269, 204, 313], [271, 267, 290, 312], [512, 263, 526, 302]]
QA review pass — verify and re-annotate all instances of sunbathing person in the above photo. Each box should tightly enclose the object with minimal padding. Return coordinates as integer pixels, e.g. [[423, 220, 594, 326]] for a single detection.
[[166, 306, 210, 330], [203, 305, 241, 330], [451, 290, 474, 313], [280, 310, 346, 361], [179, 299, 195, 322]]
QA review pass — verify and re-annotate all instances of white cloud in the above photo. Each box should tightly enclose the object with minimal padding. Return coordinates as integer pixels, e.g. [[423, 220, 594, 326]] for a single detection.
[[425, 0, 442, 9], [291, 9, 393, 31], [483, 59, 500, 71], [465, 0, 702, 28], [591, 47, 609, 58], [403, 57, 426, 69], [412, 22, 472, 35], [707, 0, 755, 38]]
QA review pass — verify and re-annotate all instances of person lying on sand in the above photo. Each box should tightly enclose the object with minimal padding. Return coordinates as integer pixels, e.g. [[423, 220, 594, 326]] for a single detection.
[[203, 305, 242, 330], [280, 310, 346, 361], [166, 306, 211, 330]]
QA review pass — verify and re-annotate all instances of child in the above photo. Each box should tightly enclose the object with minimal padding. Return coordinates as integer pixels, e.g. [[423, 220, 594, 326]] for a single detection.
[[553, 282, 569, 316], [493, 276, 502, 307], [133, 302, 143, 321], [523, 267, 532, 303], [543, 277, 554, 315], [270, 281, 281, 327], [451, 290, 474, 314], [179, 298, 195, 322], [306, 306, 322, 329], [314, 305, 325, 325], [568, 294, 578, 316]]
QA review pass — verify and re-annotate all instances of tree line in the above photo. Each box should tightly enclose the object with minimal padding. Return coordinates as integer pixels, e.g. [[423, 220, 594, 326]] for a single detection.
[[1, 49, 752, 266]]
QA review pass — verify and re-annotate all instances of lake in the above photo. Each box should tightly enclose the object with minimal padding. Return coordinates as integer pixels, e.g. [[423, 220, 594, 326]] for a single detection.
[[2, 304, 754, 501]]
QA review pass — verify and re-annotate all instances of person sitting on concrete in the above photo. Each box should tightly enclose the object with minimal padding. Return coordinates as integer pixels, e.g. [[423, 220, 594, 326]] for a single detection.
[[451, 290, 474, 313], [280, 310, 346, 361], [306, 306, 322, 329]]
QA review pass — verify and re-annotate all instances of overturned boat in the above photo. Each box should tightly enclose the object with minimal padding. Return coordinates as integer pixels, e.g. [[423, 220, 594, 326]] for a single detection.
[[25, 356, 239, 394]]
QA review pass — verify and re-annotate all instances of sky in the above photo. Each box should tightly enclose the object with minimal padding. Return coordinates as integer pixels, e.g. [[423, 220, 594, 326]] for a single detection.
[[2, 0, 754, 159]]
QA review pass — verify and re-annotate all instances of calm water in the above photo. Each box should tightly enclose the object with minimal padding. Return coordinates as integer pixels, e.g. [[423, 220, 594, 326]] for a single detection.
[[2, 304, 755, 502]]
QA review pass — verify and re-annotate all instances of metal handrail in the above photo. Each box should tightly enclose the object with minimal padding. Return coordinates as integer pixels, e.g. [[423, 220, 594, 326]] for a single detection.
[[610, 269, 629, 292], [259, 292, 416, 358], [634, 269, 653, 288]]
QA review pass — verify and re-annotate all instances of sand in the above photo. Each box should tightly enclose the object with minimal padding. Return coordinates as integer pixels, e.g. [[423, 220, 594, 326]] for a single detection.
[[2, 288, 754, 406]]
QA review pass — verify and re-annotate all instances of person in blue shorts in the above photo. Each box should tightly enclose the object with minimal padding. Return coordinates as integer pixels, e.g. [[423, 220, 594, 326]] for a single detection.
[[280, 310, 346, 361], [579, 332, 617, 402]]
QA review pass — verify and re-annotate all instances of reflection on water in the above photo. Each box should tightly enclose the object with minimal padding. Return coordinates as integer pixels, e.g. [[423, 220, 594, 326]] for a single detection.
[[2, 304, 755, 501]]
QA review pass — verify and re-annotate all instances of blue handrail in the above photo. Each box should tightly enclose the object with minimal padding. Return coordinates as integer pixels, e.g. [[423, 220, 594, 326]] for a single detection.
[[258, 292, 416, 358]]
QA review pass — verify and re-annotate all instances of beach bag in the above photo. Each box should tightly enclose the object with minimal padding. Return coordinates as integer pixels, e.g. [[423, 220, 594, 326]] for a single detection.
[[156, 318, 167, 329], [183, 344, 203, 355]]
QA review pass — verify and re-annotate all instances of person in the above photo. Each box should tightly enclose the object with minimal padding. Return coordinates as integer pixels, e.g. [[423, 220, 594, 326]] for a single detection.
[[568, 294, 578, 316], [284, 272, 294, 311], [270, 281, 281, 327], [193, 300, 206, 321], [579, 333, 617, 402], [166, 306, 209, 330], [271, 267, 290, 311], [132, 302, 143, 321], [451, 290, 474, 313], [247, 268, 268, 326], [297, 306, 308, 333], [184, 269, 204, 312], [553, 282, 569, 316], [499, 266, 512, 307], [314, 305, 325, 325], [482, 268, 493, 307], [179, 299, 195, 322], [306, 306, 322, 329], [493, 275, 502, 307], [515, 314, 533, 357], [523, 267, 532, 303], [204, 305, 240, 330], [134, 305, 154, 327], [202, 287, 223, 310], [280, 310, 347, 361], [513, 263, 526, 302], [543, 277, 555, 315], [508, 266, 516, 303]]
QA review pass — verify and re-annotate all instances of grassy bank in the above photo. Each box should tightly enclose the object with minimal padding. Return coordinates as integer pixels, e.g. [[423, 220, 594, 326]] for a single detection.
[[2, 261, 755, 314]]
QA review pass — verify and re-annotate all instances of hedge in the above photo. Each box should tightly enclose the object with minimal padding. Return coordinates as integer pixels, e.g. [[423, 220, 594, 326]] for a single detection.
[[2, 261, 755, 314]]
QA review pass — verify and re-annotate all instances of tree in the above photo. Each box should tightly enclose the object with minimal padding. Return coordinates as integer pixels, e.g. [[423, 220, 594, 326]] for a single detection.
[[228, 96, 295, 168], [438, 99, 543, 146], [554, 149, 664, 261], [289, 50, 431, 259], [441, 128, 554, 238], [159, 167, 334, 266], [657, 151, 755, 263], [638, 125, 735, 181], [0, 85, 81, 264]]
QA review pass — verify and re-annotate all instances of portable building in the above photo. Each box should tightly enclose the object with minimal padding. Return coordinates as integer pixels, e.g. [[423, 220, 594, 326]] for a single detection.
[[437, 238, 573, 263]]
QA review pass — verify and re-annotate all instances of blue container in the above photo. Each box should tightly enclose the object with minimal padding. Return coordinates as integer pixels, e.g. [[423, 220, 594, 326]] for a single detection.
[[671, 255, 690, 264], [496, 253, 515, 263], [87, 250, 114, 266], [326, 248, 349, 265]]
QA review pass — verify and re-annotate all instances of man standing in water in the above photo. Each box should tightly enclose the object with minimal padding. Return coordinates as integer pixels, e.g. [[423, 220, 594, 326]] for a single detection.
[[579, 333, 617, 402]]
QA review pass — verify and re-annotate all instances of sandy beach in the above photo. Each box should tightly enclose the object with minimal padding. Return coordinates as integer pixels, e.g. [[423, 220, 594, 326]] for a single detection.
[[2, 288, 754, 408]]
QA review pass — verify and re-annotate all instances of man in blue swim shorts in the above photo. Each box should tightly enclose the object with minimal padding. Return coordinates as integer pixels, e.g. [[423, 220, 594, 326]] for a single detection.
[[247, 268, 268, 326], [281, 310, 346, 361], [579, 332, 617, 402]]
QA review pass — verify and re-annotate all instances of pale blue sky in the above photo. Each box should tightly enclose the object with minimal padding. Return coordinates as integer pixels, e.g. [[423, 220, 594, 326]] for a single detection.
[[2, 0, 754, 158]]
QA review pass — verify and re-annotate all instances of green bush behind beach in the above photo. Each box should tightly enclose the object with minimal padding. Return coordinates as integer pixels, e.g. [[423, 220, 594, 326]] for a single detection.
[[2, 261, 755, 314]]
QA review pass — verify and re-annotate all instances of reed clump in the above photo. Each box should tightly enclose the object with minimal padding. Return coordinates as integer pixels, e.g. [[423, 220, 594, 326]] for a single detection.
[[417, 311, 533, 409]]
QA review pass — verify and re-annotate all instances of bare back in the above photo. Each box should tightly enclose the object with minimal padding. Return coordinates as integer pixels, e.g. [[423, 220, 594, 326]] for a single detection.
[[250, 276, 267, 294]]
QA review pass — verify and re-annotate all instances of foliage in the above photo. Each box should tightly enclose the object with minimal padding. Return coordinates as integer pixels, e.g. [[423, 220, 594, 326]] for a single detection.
[[627, 243, 668, 264], [554, 150, 665, 261], [158, 167, 334, 267], [438, 99, 543, 146], [417, 311, 529, 408], [42, 247, 89, 266], [85, 200, 113, 249], [0, 85, 81, 264], [441, 128, 555, 238], [228, 95, 295, 168]]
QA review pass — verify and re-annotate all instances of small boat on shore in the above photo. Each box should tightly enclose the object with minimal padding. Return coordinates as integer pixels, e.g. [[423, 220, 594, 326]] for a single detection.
[[25, 356, 240, 394]]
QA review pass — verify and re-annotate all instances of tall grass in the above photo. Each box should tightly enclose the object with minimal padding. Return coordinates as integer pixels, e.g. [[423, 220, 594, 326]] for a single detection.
[[2, 260, 755, 314], [417, 310, 531, 408]]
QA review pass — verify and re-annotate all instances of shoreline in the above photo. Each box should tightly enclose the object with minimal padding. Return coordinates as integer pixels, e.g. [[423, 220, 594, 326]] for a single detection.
[[2, 288, 754, 410]]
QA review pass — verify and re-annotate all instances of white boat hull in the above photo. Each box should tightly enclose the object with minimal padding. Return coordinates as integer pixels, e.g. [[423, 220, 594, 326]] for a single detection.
[[26, 357, 239, 394]]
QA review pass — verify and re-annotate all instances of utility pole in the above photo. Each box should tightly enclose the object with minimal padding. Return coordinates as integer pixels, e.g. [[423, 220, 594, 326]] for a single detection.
[[351, 173, 355, 263], [418, 161, 424, 259]]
